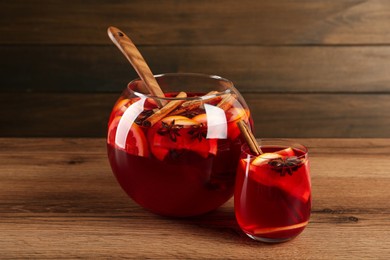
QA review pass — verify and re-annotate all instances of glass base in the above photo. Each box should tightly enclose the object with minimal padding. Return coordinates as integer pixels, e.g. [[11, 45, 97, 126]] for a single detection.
[[246, 233, 295, 243]]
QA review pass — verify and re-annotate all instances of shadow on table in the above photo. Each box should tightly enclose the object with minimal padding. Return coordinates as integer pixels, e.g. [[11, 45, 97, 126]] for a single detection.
[[158, 206, 260, 244]]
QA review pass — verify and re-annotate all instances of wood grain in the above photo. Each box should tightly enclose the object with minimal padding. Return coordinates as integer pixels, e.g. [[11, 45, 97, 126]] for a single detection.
[[2, 0, 390, 45], [1, 1, 390, 140], [1, 93, 389, 138], [0, 93, 116, 137], [0, 138, 389, 258], [2, 45, 390, 93]]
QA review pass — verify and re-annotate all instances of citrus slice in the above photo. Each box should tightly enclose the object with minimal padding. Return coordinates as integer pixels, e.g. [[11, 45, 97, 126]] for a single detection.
[[107, 116, 122, 145], [107, 116, 149, 157], [124, 123, 149, 157]]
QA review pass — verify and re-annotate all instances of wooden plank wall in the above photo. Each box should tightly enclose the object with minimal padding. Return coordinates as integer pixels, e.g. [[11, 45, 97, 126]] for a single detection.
[[1, 0, 390, 137]]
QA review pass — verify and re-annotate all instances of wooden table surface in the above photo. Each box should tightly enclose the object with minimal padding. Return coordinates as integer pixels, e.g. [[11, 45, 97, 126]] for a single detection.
[[0, 138, 389, 259]]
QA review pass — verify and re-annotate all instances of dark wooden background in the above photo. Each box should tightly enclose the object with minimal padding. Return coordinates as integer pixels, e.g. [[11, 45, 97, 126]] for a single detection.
[[1, 0, 390, 137]]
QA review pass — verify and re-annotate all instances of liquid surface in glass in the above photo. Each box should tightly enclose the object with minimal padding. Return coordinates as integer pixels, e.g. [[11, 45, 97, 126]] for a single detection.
[[235, 146, 311, 242]]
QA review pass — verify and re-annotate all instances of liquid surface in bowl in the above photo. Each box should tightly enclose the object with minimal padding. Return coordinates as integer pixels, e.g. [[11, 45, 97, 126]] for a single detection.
[[107, 91, 251, 217]]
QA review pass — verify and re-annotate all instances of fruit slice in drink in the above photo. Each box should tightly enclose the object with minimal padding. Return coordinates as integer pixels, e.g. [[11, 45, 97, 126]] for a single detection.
[[148, 115, 217, 161], [226, 107, 249, 140], [249, 148, 310, 202], [108, 116, 149, 157]]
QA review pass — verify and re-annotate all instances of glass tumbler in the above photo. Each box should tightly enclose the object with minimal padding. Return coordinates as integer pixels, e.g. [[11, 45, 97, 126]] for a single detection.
[[235, 140, 311, 242]]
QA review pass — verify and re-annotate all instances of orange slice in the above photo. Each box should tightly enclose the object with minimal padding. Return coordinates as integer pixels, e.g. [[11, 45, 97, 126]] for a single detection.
[[124, 123, 149, 157], [107, 116, 122, 145], [107, 116, 149, 157]]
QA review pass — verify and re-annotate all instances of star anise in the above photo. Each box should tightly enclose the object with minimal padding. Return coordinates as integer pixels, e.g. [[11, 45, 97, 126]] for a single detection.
[[181, 110, 201, 118], [135, 110, 154, 125], [188, 123, 207, 141], [268, 157, 303, 176], [157, 120, 183, 142]]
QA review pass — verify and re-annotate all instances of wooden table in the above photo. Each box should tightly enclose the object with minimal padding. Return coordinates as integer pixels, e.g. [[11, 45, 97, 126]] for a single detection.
[[1, 138, 389, 259]]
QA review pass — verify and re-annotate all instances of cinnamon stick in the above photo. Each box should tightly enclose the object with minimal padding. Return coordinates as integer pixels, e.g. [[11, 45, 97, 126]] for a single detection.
[[236, 120, 262, 155], [217, 94, 236, 111], [168, 91, 220, 116], [143, 92, 187, 127]]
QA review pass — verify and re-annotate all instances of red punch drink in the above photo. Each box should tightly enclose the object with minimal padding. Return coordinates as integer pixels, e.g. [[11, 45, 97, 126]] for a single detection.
[[107, 74, 252, 217], [235, 141, 311, 242]]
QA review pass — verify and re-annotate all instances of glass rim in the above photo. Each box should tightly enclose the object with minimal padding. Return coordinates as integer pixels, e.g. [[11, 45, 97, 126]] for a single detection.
[[127, 72, 235, 101], [241, 139, 309, 159]]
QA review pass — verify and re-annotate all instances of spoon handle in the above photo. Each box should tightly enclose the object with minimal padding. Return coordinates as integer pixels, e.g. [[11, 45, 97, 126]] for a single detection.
[[107, 26, 166, 107]]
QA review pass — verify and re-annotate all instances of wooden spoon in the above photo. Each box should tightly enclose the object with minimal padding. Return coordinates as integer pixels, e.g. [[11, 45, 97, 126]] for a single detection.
[[107, 26, 166, 107]]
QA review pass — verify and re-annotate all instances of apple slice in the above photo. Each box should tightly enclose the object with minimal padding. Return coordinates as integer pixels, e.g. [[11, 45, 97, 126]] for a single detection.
[[162, 115, 198, 126], [192, 113, 207, 124], [251, 153, 283, 166], [251, 147, 295, 166]]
